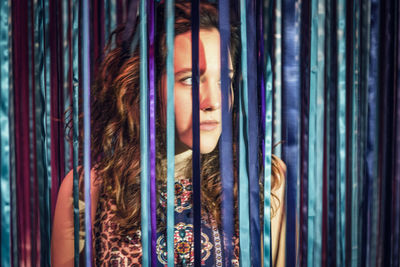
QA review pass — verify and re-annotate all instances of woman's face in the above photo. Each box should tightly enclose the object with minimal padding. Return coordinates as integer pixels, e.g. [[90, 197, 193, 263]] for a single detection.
[[162, 28, 233, 154]]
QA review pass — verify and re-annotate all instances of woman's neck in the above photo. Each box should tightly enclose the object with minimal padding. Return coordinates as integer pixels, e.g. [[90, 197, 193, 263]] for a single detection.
[[174, 149, 192, 178]]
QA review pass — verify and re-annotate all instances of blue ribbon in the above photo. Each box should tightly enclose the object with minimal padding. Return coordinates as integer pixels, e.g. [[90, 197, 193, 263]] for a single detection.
[[245, 0, 261, 265], [165, 0, 175, 265], [325, 0, 337, 264], [190, 1, 201, 265], [218, 0, 234, 265], [281, 0, 301, 266], [239, 0, 251, 263], [350, 0, 361, 265], [0, 0, 11, 265], [393, 1, 400, 264], [82, 0, 92, 265], [364, 1, 379, 266], [299, 0, 310, 264], [140, 0, 151, 265], [359, 0, 371, 264]]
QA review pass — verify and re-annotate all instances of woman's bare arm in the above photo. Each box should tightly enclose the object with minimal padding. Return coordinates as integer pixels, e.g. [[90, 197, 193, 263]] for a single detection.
[[51, 169, 101, 267]]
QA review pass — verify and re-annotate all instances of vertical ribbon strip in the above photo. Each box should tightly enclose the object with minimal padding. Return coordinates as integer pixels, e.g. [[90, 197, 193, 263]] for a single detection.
[[0, 0, 11, 265], [336, 0, 347, 265], [140, 0, 151, 265], [82, 0, 92, 265], [263, 0, 275, 265], [245, 0, 261, 264], [218, 0, 234, 265], [281, 0, 301, 265], [71, 0, 80, 264], [350, 0, 361, 264], [307, 0, 325, 265], [165, 0, 175, 265], [148, 0, 157, 265], [191, 1, 201, 265], [239, 0, 251, 263]]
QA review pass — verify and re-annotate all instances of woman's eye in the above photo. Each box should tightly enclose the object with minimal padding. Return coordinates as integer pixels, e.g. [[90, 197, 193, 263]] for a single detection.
[[180, 77, 192, 85]]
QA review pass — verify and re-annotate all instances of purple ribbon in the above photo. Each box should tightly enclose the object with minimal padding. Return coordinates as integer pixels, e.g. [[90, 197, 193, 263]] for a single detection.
[[148, 0, 157, 265]]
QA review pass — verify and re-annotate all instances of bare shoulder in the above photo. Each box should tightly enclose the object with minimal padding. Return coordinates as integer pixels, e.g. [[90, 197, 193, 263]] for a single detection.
[[57, 167, 102, 200], [51, 167, 102, 266]]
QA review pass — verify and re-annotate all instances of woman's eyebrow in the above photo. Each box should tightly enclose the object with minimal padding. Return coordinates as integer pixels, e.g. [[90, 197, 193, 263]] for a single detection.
[[174, 68, 233, 76], [174, 69, 192, 76]]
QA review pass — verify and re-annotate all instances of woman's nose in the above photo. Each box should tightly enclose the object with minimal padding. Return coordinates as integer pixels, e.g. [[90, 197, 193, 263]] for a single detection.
[[199, 80, 221, 111]]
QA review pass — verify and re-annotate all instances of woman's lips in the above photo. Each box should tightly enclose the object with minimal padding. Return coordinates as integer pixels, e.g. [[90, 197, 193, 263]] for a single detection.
[[199, 120, 219, 131]]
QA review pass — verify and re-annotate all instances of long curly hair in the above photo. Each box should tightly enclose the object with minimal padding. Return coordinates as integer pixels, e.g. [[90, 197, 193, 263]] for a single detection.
[[89, 1, 284, 235]]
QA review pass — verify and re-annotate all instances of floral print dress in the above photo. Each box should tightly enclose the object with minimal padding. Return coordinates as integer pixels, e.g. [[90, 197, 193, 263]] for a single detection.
[[93, 177, 239, 266]]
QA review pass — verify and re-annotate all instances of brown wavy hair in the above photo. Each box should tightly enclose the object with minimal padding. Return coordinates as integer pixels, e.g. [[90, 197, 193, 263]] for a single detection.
[[89, 1, 284, 235]]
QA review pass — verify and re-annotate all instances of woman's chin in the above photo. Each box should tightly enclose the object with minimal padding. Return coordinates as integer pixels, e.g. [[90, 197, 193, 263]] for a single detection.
[[199, 142, 219, 154]]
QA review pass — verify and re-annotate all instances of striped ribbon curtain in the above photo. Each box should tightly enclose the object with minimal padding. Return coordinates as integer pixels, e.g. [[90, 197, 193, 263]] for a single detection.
[[0, 0, 399, 266]]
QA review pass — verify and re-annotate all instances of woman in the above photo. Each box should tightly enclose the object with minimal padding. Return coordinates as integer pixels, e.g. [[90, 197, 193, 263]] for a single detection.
[[51, 1, 286, 266]]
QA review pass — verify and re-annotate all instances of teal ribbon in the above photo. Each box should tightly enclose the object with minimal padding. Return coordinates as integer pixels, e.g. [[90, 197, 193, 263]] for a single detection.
[[263, 0, 274, 265], [44, 2, 52, 262], [239, 0, 251, 263], [0, 0, 11, 265], [336, 0, 347, 265], [72, 0, 80, 264], [104, 0, 117, 46], [272, 0, 282, 158], [308, 0, 325, 265], [350, 0, 361, 265], [34, 0, 51, 265], [62, 0, 70, 174], [140, 0, 150, 266], [165, 0, 175, 265], [263, 40, 273, 267]]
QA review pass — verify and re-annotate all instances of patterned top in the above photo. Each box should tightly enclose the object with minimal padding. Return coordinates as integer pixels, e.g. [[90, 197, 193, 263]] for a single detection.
[[93, 178, 239, 266]]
